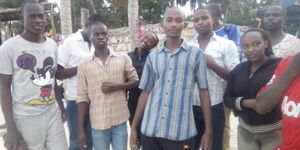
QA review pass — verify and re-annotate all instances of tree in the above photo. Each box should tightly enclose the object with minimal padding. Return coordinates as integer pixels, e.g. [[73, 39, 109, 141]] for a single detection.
[[128, 0, 138, 49], [60, 0, 72, 36]]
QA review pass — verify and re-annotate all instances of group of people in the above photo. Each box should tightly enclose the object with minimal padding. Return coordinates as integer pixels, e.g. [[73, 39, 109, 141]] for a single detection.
[[0, 0, 299, 150]]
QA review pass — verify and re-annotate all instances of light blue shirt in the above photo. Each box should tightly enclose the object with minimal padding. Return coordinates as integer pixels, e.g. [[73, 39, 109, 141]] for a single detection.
[[139, 41, 208, 141]]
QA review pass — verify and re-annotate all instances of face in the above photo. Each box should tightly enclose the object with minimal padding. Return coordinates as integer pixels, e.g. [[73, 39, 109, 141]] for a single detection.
[[242, 31, 268, 62], [208, 9, 220, 29], [22, 3, 46, 35], [139, 32, 157, 51], [193, 9, 213, 34], [161, 8, 185, 39], [263, 6, 284, 31], [90, 23, 109, 49]]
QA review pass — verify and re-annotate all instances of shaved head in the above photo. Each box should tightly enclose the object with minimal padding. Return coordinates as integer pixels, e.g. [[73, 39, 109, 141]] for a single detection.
[[163, 7, 185, 20]]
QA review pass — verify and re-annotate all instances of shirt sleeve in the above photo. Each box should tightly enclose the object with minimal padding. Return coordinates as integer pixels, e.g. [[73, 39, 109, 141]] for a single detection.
[[57, 41, 71, 68], [139, 55, 155, 92], [0, 42, 13, 75], [195, 51, 209, 89], [223, 69, 243, 111], [123, 53, 139, 81], [258, 57, 292, 93], [76, 63, 89, 103], [224, 40, 240, 70]]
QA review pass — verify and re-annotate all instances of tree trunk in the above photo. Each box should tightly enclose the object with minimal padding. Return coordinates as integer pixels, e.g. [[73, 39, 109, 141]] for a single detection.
[[81, 8, 90, 30], [128, 0, 139, 50], [60, 0, 72, 37], [87, 0, 97, 13]]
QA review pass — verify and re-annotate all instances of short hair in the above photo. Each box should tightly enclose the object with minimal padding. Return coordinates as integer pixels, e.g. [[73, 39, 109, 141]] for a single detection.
[[147, 31, 159, 48], [21, 0, 41, 13], [87, 14, 107, 27], [240, 28, 274, 56], [206, 2, 222, 17], [263, 5, 286, 20]]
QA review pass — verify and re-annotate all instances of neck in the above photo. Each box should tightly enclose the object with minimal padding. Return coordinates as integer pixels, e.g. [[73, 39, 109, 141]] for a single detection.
[[267, 29, 285, 46], [213, 22, 223, 31], [166, 37, 182, 51], [252, 56, 268, 71], [137, 47, 147, 56], [94, 47, 109, 57], [21, 31, 44, 43], [198, 31, 213, 41]]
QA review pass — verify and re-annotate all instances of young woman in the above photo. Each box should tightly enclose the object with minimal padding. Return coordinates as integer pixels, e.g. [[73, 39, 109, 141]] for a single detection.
[[224, 28, 282, 150]]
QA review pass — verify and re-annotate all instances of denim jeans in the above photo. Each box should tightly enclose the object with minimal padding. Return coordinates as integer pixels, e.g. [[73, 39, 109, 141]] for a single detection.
[[92, 122, 128, 150], [193, 103, 225, 150], [67, 100, 93, 150]]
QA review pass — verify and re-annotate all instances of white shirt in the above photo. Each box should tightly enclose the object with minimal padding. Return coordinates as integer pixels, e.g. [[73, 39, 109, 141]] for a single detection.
[[273, 34, 300, 58], [189, 33, 240, 106], [58, 30, 95, 100]]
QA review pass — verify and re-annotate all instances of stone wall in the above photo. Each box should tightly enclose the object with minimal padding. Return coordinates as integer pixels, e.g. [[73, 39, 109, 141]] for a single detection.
[[108, 22, 197, 53], [108, 22, 248, 53]]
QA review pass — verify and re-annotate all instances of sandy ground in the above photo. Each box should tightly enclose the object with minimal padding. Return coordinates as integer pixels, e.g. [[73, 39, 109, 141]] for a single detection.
[[0, 107, 238, 150]]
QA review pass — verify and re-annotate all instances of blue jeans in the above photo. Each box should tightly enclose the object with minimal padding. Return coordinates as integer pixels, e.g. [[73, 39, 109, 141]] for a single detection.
[[193, 103, 225, 150], [67, 101, 93, 150], [92, 122, 128, 150]]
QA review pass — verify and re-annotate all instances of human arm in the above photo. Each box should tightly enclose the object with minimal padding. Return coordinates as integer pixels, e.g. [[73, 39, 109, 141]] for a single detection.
[[55, 65, 77, 80], [76, 64, 89, 149], [199, 89, 212, 150], [54, 80, 67, 122], [256, 56, 299, 114], [129, 91, 149, 146], [56, 42, 77, 80], [208, 40, 240, 81], [206, 54, 230, 80], [0, 74, 23, 150]]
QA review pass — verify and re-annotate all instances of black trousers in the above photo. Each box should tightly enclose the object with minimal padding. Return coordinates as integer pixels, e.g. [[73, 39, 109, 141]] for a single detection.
[[141, 134, 194, 150]]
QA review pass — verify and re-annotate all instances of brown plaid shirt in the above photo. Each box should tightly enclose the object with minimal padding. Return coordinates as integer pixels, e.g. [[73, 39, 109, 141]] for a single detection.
[[77, 50, 138, 130]]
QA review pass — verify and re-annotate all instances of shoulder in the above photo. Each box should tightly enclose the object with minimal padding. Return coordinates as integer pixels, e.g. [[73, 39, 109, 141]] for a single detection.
[[232, 61, 249, 72], [45, 37, 57, 46], [214, 35, 236, 46]]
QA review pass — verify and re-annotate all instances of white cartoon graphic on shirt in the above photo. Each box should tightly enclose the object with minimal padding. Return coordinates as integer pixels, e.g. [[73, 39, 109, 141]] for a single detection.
[[17, 52, 56, 104]]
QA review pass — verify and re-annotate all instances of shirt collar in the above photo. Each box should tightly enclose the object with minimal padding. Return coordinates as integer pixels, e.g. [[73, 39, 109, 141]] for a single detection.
[[191, 32, 218, 47], [91, 48, 118, 60], [158, 39, 190, 53], [74, 29, 85, 41]]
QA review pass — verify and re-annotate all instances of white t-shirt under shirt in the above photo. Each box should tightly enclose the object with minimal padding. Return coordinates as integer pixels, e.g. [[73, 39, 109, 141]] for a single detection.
[[273, 34, 300, 58], [58, 30, 94, 101], [0, 35, 58, 117]]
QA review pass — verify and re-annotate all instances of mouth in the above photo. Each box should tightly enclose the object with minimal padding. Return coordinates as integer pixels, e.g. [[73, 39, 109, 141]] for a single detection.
[[140, 42, 146, 48], [247, 54, 257, 59]]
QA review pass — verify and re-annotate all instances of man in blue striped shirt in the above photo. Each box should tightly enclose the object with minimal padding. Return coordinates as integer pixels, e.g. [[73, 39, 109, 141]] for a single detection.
[[130, 7, 213, 150]]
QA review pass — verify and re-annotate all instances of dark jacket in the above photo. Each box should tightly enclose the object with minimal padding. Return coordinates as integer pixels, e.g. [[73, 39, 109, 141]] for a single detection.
[[224, 58, 282, 126]]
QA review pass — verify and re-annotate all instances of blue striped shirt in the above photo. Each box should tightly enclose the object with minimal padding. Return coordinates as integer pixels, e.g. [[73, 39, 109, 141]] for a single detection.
[[139, 41, 209, 141]]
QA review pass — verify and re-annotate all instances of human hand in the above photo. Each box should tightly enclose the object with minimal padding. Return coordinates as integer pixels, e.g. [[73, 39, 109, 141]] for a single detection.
[[200, 130, 212, 150], [129, 128, 140, 148], [101, 82, 120, 93], [77, 131, 87, 150], [4, 129, 23, 150]]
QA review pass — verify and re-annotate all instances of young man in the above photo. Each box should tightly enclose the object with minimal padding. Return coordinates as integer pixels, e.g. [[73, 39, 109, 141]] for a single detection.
[[206, 3, 241, 150], [190, 7, 240, 150], [56, 14, 104, 150], [206, 3, 242, 60], [256, 52, 300, 150], [76, 21, 139, 150], [262, 5, 300, 58], [0, 1, 68, 150], [130, 7, 212, 150]]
